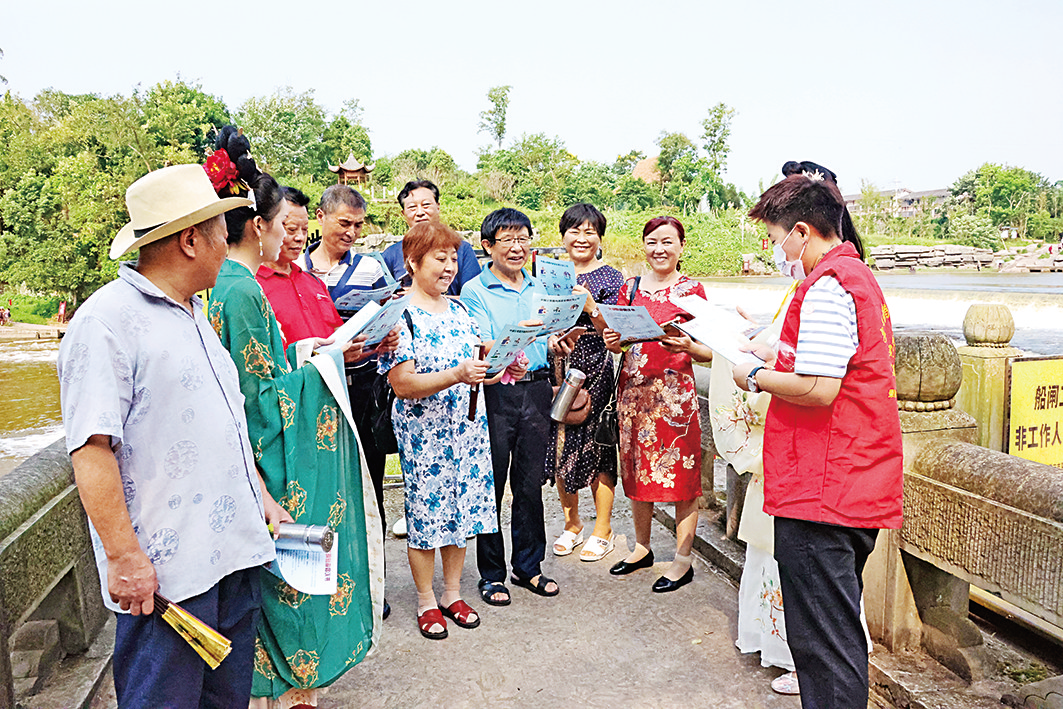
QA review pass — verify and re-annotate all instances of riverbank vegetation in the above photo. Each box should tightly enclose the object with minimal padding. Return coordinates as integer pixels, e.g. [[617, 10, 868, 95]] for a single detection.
[[1, 80, 1059, 314]]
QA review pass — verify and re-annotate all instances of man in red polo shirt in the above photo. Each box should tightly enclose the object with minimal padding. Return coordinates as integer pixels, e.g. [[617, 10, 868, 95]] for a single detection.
[[257, 187, 367, 354]]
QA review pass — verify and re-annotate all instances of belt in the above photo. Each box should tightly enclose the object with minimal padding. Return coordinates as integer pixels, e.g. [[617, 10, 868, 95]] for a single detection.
[[517, 369, 551, 383]]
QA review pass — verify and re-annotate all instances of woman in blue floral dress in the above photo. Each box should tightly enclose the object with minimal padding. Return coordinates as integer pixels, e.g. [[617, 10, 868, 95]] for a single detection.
[[378, 222, 505, 640]]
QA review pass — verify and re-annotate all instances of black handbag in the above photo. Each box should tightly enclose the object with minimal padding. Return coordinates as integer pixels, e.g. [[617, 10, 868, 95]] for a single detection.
[[366, 309, 415, 455], [369, 372, 399, 455], [594, 352, 623, 447]]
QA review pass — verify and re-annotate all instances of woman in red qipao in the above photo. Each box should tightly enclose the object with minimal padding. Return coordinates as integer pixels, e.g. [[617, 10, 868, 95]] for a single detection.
[[603, 216, 713, 593]]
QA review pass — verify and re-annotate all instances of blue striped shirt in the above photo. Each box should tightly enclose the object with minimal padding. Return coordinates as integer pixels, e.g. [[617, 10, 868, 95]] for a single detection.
[[794, 276, 859, 378]]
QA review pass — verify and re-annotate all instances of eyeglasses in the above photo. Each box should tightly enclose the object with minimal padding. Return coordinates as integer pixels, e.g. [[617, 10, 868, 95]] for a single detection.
[[494, 237, 532, 247]]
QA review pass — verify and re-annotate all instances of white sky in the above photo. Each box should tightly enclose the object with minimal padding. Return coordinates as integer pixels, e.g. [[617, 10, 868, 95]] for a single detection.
[[2, 0, 1059, 197]]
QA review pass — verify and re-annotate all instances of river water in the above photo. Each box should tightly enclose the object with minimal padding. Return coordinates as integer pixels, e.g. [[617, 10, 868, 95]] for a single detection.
[[1, 271, 1061, 477]]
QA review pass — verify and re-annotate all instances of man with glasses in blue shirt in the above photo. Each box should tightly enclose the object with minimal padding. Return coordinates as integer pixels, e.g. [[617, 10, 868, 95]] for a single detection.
[[461, 208, 571, 606]]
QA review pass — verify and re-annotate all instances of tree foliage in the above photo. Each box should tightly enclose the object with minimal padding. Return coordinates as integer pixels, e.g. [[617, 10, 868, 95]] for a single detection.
[[478, 85, 512, 149], [235, 87, 327, 178], [701, 103, 735, 175]]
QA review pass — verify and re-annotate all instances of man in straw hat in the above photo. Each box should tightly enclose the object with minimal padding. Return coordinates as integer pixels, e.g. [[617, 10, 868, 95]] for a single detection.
[[58, 164, 289, 707]]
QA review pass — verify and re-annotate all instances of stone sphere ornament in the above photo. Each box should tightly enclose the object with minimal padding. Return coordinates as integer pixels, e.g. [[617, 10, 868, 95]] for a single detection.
[[962, 304, 1015, 347], [894, 332, 963, 410]]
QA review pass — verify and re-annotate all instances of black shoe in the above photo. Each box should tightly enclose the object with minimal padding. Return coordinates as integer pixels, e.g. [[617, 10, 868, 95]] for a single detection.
[[382, 599, 391, 620], [651, 566, 693, 593], [609, 551, 655, 576]]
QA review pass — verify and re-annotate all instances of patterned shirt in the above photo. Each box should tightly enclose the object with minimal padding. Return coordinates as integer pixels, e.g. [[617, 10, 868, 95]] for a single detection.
[[57, 264, 276, 611]]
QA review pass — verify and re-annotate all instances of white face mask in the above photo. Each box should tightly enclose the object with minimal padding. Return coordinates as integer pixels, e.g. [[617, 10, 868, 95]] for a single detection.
[[773, 226, 807, 280]]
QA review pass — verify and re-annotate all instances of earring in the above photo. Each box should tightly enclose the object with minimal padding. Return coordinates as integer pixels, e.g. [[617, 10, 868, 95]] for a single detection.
[[258, 236, 264, 259]]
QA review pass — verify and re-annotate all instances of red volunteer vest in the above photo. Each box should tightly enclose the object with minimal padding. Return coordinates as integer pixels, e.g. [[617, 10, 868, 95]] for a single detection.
[[763, 241, 903, 529]]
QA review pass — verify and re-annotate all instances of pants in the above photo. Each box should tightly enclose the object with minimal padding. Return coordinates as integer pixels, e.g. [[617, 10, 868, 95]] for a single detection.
[[113, 567, 261, 709], [477, 380, 551, 583], [774, 517, 879, 709], [347, 365, 387, 531]]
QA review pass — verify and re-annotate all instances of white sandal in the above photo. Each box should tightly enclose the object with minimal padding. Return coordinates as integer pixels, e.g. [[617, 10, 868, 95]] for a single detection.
[[771, 671, 799, 695], [579, 534, 615, 561], [552, 529, 585, 556]]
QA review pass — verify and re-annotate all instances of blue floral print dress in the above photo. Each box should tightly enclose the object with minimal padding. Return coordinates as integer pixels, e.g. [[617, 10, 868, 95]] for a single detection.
[[378, 301, 498, 550]]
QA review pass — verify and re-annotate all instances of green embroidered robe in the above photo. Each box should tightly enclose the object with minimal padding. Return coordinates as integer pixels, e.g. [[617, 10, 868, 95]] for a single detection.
[[209, 259, 382, 698]]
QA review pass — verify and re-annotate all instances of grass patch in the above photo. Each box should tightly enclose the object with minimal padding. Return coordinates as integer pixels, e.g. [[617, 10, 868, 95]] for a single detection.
[[1, 293, 60, 324], [1001, 662, 1049, 685]]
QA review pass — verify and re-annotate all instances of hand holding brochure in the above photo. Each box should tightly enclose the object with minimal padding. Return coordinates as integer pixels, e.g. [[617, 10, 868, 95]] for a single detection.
[[357, 294, 411, 345], [317, 294, 411, 354], [535, 256, 576, 295], [670, 295, 764, 365], [483, 323, 541, 374], [333, 282, 400, 311], [530, 294, 584, 335], [598, 304, 665, 345], [263, 532, 339, 595]]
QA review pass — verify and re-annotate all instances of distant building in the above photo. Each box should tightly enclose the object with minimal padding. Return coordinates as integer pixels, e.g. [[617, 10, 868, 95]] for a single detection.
[[328, 153, 374, 186], [844, 187, 949, 219]]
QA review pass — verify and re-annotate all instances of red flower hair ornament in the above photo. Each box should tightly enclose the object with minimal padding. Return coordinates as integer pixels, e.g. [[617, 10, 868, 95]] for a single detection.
[[204, 149, 241, 194]]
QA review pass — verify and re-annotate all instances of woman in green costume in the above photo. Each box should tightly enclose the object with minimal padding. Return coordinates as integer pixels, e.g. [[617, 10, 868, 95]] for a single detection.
[[205, 126, 385, 709]]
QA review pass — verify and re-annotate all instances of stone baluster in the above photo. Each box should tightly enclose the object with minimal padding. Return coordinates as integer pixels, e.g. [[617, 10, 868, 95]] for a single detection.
[[955, 304, 1024, 452]]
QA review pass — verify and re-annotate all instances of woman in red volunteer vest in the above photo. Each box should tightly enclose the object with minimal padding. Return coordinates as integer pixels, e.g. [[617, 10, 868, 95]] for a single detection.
[[732, 174, 902, 709]]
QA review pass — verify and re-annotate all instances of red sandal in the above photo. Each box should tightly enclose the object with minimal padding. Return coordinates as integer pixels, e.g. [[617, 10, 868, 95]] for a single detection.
[[439, 599, 480, 629], [417, 607, 448, 639]]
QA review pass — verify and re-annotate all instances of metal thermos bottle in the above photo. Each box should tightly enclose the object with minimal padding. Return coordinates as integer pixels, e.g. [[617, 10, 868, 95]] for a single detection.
[[550, 369, 587, 422], [273, 523, 335, 552]]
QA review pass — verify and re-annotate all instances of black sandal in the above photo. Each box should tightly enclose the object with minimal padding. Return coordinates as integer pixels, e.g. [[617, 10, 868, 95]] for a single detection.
[[477, 579, 511, 606], [510, 573, 559, 597]]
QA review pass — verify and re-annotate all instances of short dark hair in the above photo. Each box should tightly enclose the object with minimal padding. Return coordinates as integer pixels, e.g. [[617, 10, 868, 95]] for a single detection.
[[282, 186, 310, 209], [319, 184, 366, 215], [642, 215, 685, 242], [779, 161, 862, 255], [749, 175, 864, 259], [480, 208, 532, 244], [559, 203, 606, 238], [403, 221, 463, 270], [397, 180, 440, 207]]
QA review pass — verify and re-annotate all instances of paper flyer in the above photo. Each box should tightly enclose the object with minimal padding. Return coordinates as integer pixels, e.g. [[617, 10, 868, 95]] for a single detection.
[[535, 256, 576, 295], [483, 323, 541, 374], [333, 282, 400, 312], [530, 294, 584, 335], [598, 304, 665, 344], [264, 533, 339, 595], [670, 295, 764, 365], [317, 302, 381, 354], [357, 294, 412, 345]]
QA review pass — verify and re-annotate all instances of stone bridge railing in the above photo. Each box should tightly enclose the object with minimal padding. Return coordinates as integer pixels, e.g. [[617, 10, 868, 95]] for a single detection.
[[0, 438, 106, 709], [865, 308, 1063, 693]]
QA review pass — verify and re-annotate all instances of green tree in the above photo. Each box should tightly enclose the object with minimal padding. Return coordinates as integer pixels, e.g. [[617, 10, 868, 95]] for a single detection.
[[613, 149, 645, 175], [560, 161, 615, 208], [655, 132, 696, 194], [614, 175, 659, 210], [235, 87, 327, 179], [138, 79, 230, 163], [700, 102, 735, 175], [855, 180, 891, 236], [478, 85, 512, 149]]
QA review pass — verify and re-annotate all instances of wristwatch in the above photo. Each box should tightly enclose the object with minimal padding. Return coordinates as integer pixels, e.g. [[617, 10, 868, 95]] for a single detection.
[[589, 307, 600, 319], [746, 365, 765, 393]]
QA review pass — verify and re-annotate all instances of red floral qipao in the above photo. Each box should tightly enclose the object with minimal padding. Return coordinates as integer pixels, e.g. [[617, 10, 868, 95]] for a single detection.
[[617, 276, 704, 502]]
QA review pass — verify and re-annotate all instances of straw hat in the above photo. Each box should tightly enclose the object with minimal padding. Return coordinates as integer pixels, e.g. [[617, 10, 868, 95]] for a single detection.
[[109, 164, 253, 259]]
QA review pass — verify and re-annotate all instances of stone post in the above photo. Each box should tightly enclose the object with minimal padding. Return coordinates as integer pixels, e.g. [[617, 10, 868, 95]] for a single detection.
[[954, 304, 1024, 452], [862, 332, 986, 681]]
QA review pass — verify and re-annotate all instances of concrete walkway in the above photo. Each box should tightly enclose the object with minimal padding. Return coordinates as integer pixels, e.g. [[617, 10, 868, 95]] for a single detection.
[[320, 485, 802, 709]]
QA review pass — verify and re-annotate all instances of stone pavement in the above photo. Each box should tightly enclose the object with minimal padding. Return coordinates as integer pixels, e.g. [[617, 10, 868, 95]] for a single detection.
[[318, 484, 804, 709]]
